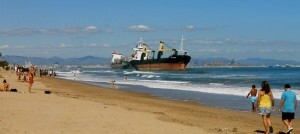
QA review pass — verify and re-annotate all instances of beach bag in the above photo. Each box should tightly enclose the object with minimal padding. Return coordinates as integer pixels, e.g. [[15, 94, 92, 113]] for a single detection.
[[44, 90, 51, 94], [10, 89, 18, 92]]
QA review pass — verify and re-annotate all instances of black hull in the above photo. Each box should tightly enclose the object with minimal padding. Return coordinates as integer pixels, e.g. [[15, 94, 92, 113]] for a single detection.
[[130, 55, 191, 70], [111, 62, 131, 69]]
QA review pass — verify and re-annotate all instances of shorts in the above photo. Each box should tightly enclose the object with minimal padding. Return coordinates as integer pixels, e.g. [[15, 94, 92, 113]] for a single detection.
[[258, 107, 272, 115], [282, 112, 295, 120], [250, 96, 257, 103]]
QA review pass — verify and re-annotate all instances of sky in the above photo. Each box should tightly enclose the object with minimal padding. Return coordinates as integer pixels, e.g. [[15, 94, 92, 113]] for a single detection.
[[0, 0, 300, 61]]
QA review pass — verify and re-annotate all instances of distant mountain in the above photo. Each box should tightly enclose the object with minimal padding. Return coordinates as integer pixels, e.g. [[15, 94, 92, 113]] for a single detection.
[[190, 58, 300, 66], [0, 55, 110, 66], [237, 58, 300, 66]]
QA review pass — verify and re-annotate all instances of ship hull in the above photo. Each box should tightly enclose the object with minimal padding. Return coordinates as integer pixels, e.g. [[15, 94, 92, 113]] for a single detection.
[[130, 55, 191, 71], [111, 62, 131, 69]]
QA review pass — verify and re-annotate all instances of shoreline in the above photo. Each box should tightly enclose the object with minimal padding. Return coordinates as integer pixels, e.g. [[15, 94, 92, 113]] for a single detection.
[[79, 78, 300, 118], [40, 76, 299, 133], [1, 70, 299, 133]]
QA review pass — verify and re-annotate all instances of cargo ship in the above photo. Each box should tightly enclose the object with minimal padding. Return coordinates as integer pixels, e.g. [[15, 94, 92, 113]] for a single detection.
[[130, 37, 191, 71], [110, 52, 131, 69]]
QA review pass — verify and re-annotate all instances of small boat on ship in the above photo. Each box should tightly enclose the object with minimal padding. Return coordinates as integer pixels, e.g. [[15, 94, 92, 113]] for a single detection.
[[130, 37, 191, 71], [110, 52, 131, 69]]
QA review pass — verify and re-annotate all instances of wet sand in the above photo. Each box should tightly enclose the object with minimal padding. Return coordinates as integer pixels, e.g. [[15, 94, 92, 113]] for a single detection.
[[0, 69, 299, 134]]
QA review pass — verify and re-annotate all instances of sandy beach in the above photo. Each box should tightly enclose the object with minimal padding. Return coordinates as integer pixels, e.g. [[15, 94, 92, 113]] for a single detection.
[[0, 69, 298, 134]]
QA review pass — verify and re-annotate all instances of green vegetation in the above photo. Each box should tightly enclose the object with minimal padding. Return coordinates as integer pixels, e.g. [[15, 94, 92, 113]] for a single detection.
[[0, 52, 10, 70]]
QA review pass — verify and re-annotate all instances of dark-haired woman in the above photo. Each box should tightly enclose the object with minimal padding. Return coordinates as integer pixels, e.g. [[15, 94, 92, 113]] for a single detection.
[[257, 81, 275, 134]]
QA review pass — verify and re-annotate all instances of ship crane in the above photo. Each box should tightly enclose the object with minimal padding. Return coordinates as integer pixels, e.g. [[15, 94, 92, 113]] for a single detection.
[[157, 41, 176, 60]]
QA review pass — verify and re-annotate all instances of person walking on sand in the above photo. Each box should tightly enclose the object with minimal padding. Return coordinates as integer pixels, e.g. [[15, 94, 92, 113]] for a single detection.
[[257, 81, 275, 134], [247, 85, 258, 112], [28, 73, 34, 93], [278, 84, 297, 134]]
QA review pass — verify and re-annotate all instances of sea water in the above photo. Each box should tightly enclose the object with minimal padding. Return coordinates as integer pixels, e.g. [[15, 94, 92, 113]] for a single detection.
[[55, 67, 300, 116]]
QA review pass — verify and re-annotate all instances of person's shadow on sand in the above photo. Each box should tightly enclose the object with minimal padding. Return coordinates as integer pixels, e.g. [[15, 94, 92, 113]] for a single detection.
[[254, 130, 265, 133], [255, 130, 286, 134]]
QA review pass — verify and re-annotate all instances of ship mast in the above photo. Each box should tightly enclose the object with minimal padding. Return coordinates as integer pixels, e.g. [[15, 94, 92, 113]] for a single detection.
[[178, 35, 185, 53]]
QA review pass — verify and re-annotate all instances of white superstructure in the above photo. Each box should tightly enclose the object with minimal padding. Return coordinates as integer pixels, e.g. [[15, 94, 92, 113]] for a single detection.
[[131, 38, 154, 61]]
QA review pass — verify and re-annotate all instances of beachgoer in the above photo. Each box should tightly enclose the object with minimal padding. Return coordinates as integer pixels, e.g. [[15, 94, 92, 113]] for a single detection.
[[49, 70, 53, 77], [111, 80, 115, 85], [110, 80, 116, 88], [1, 79, 10, 91], [28, 73, 34, 93], [29, 66, 35, 76], [278, 84, 297, 134], [247, 85, 258, 112], [256, 81, 275, 134], [39, 69, 42, 77], [23, 75, 27, 82]]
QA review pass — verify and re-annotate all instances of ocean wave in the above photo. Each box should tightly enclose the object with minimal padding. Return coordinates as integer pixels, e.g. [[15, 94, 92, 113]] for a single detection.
[[56, 67, 300, 100], [56, 70, 81, 74], [82, 70, 108, 73], [209, 83, 224, 86], [123, 70, 163, 75]]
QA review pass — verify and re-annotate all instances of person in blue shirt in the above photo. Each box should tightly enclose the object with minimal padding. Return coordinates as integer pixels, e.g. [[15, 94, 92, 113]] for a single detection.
[[278, 84, 297, 134]]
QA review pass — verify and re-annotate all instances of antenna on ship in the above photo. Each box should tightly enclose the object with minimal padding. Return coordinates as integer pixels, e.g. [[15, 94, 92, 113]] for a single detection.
[[178, 35, 185, 53]]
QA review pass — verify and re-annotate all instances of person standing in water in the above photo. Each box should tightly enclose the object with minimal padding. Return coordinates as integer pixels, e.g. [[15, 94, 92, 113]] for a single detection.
[[278, 84, 297, 134], [247, 85, 258, 112], [257, 81, 275, 134]]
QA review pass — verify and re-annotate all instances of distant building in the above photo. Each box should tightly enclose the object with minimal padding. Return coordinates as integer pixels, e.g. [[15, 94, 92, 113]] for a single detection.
[[228, 59, 244, 67], [203, 61, 224, 67]]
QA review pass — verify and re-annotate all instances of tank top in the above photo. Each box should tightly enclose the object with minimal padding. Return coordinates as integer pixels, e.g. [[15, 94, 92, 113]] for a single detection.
[[259, 93, 271, 107]]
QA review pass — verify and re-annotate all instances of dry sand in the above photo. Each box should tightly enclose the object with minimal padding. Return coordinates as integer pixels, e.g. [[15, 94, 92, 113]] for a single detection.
[[0, 69, 299, 134]]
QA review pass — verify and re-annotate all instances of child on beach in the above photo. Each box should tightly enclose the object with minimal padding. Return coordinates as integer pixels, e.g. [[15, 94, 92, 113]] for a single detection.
[[257, 81, 275, 134], [246, 85, 258, 112], [278, 84, 297, 134]]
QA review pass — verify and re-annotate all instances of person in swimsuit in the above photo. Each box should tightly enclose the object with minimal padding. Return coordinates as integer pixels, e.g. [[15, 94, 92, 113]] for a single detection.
[[28, 73, 34, 93], [257, 81, 275, 134], [247, 85, 258, 112], [1, 79, 10, 92]]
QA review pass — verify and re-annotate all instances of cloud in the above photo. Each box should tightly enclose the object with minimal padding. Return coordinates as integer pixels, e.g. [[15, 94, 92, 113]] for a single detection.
[[190, 38, 300, 47], [0, 45, 9, 49], [185, 25, 196, 31], [193, 40, 224, 45], [101, 44, 111, 47], [277, 49, 293, 53], [88, 43, 97, 47], [84, 26, 97, 32], [226, 49, 240, 53], [258, 49, 272, 52], [15, 45, 26, 49], [58, 43, 71, 48], [0, 26, 111, 37], [127, 25, 153, 32], [184, 25, 217, 31], [197, 49, 220, 53]]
